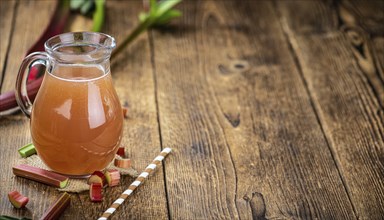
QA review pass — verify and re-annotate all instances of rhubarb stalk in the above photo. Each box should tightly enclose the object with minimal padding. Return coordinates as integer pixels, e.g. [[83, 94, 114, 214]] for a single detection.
[[87, 171, 107, 187], [92, 0, 105, 32], [13, 164, 69, 188], [28, 0, 70, 80], [111, 0, 182, 59], [116, 147, 126, 158], [8, 191, 29, 208], [90, 183, 103, 202], [114, 158, 131, 169], [0, 77, 42, 113], [105, 169, 120, 187], [18, 143, 37, 158], [122, 107, 128, 118], [40, 192, 71, 220]]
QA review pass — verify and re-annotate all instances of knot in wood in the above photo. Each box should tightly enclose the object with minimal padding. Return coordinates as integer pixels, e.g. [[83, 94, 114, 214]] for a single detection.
[[229, 60, 250, 73], [341, 26, 365, 47]]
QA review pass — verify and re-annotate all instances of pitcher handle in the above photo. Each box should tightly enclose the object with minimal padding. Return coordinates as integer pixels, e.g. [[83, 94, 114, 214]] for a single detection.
[[15, 52, 48, 118]]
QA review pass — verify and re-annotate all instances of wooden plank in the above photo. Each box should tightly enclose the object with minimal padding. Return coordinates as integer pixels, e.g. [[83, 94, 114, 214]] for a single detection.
[[276, 0, 384, 218], [0, 0, 16, 87], [76, 1, 168, 219], [152, 1, 355, 219]]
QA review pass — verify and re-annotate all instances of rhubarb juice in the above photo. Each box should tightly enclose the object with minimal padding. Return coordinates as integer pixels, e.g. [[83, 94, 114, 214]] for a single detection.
[[30, 65, 123, 176]]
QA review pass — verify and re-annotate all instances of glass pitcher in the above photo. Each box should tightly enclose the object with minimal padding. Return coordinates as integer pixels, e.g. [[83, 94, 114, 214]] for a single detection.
[[15, 32, 123, 176]]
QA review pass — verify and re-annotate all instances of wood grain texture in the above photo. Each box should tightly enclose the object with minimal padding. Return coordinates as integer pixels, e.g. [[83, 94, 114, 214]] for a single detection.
[[76, 1, 168, 219], [276, 0, 384, 218], [0, 0, 53, 93], [0, 0, 16, 87], [337, 0, 384, 105], [151, 1, 239, 218], [152, 1, 355, 219]]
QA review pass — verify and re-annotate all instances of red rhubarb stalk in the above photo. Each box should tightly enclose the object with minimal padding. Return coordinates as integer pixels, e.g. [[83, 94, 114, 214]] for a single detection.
[[105, 169, 120, 187], [27, 0, 70, 80], [116, 147, 126, 158], [90, 183, 103, 202], [87, 171, 107, 187], [13, 164, 69, 188], [114, 158, 131, 169], [8, 191, 29, 208], [0, 77, 42, 112], [122, 107, 128, 118], [40, 192, 71, 220]]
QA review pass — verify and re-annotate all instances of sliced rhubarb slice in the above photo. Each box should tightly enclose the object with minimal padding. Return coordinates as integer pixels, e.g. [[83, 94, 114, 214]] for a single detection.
[[18, 143, 37, 158], [87, 171, 106, 187], [8, 191, 29, 208], [90, 183, 103, 202], [122, 107, 128, 118], [105, 169, 120, 187], [13, 164, 69, 188], [40, 192, 71, 220], [116, 147, 125, 157], [114, 158, 131, 169]]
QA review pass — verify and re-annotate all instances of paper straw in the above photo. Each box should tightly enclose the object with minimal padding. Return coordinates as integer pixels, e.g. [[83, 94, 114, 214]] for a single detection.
[[98, 148, 172, 220]]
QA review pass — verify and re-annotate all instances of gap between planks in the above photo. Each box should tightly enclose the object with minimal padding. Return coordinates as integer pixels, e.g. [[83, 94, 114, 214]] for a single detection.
[[148, 30, 172, 220]]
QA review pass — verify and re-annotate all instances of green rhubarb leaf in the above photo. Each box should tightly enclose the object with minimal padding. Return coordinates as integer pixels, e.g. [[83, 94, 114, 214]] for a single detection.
[[112, 0, 182, 59], [70, 0, 85, 10], [80, 0, 94, 15], [156, 0, 182, 17], [150, 0, 158, 15], [155, 9, 182, 25], [139, 12, 149, 23], [139, 0, 182, 25]]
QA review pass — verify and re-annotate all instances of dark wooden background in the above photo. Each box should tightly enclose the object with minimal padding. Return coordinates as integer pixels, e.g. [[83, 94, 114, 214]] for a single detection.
[[0, 0, 383, 219]]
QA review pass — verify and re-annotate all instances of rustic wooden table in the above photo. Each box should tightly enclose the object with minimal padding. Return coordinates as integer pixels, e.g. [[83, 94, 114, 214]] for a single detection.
[[1, 0, 383, 219]]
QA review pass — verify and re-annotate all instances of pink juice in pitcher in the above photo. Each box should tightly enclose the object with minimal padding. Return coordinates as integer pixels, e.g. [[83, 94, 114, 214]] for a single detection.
[[30, 65, 123, 175], [16, 32, 122, 176]]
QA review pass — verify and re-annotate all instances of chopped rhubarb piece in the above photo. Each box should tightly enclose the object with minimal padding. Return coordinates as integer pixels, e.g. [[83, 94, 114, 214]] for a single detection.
[[87, 171, 106, 187], [122, 107, 128, 118], [18, 143, 37, 158], [13, 164, 69, 188], [40, 192, 71, 220], [116, 147, 125, 157], [114, 158, 131, 169], [8, 191, 29, 208], [105, 169, 120, 187], [90, 183, 103, 202]]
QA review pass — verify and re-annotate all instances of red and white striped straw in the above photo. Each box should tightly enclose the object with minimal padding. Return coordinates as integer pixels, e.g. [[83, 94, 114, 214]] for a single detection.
[[98, 147, 172, 220]]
